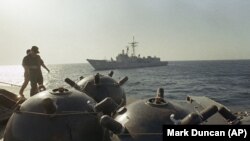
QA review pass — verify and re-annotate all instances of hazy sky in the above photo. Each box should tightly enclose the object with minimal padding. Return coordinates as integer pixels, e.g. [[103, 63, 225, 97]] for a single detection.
[[0, 0, 250, 65]]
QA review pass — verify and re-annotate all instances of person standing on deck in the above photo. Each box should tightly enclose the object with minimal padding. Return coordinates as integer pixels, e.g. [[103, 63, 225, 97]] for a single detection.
[[19, 49, 31, 97], [21, 46, 50, 96]]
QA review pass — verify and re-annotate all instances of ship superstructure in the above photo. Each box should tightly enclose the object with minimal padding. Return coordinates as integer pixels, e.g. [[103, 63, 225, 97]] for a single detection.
[[87, 37, 168, 70]]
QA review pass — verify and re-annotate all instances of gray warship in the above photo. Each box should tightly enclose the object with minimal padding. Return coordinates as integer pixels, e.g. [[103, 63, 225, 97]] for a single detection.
[[87, 37, 168, 70]]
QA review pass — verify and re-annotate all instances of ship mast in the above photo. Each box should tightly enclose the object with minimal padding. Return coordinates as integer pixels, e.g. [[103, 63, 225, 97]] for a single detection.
[[126, 46, 129, 55], [129, 36, 138, 57]]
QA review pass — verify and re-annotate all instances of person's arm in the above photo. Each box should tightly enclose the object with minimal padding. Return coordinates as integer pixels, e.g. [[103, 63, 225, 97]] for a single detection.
[[23, 65, 29, 76], [40, 58, 50, 73], [41, 63, 50, 73], [22, 57, 30, 75]]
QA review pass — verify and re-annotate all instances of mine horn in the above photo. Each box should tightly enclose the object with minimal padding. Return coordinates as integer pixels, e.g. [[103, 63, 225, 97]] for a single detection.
[[118, 76, 128, 86], [65, 78, 81, 91], [108, 70, 114, 77]]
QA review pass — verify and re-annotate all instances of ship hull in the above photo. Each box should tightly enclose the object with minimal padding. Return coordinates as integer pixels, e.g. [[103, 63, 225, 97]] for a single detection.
[[87, 59, 168, 70]]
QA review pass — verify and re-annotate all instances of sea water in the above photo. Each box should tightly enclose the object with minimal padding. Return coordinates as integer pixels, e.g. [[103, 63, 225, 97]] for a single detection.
[[1, 60, 250, 140], [1, 60, 250, 109]]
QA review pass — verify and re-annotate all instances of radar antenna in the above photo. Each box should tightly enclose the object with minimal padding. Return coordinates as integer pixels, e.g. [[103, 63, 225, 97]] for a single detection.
[[129, 36, 138, 56]]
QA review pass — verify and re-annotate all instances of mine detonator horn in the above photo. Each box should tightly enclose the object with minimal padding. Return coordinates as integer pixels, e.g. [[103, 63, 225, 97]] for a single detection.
[[108, 70, 114, 77], [180, 105, 218, 125], [118, 76, 128, 86], [65, 78, 81, 91], [100, 115, 125, 134], [217, 106, 238, 124], [156, 88, 164, 98], [94, 73, 100, 85], [95, 97, 119, 115]]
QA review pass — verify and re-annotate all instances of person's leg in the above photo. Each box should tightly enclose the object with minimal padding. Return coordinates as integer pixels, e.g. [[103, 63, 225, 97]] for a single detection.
[[38, 85, 46, 92], [19, 72, 29, 96], [37, 73, 45, 92], [19, 77, 29, 96], [29, 73, 38, 96]]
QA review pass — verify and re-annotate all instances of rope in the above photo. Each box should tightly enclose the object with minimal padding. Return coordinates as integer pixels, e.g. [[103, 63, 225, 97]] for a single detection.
[[0, 81, 21, 87], [14, 110, 99, 116], [12, 109, 164, 136]]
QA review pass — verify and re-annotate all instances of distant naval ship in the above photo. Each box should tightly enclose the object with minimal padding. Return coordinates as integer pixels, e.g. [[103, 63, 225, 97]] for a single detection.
[[87, 37, 168, 70]]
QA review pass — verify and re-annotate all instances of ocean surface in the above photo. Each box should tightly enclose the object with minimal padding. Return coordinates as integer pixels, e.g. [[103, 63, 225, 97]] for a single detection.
[[1, 60, 250, 140]]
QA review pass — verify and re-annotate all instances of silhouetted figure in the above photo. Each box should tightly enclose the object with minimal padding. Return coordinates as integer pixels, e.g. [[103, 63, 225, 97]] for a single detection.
[[19, 49, 31, 97], [22, 46, 49, 96]]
